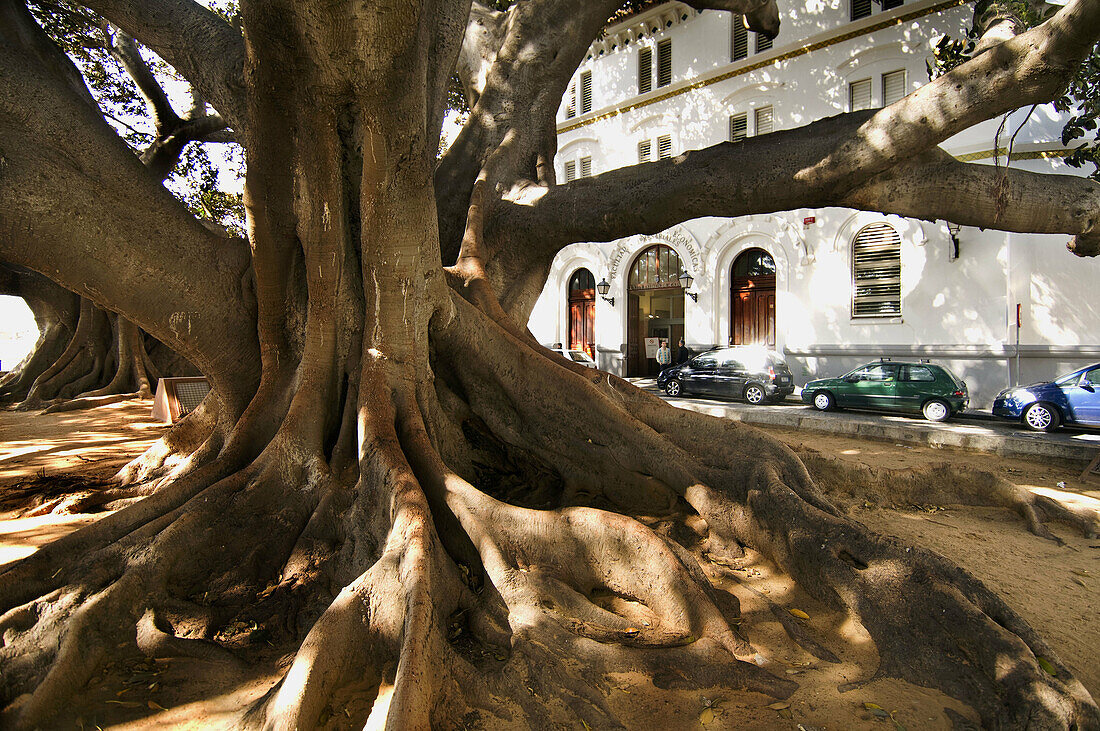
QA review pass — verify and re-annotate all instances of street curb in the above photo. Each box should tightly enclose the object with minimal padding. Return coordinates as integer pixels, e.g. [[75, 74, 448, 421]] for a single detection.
[[663, 399, 1098, 464]]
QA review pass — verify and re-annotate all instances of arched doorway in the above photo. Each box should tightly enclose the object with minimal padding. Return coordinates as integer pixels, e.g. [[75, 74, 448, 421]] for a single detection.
[[730, 248, 776, 347], [568, 269, 595, 359], [627, 244, 685, 376]]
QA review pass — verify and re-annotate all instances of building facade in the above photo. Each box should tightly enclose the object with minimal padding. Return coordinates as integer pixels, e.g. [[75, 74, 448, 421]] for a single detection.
[[527, 0, 1100, 407]]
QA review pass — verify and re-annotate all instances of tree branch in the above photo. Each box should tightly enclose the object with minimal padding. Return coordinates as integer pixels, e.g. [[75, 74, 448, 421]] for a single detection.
[[103, 27, 179, 132], [0, 0, 258, 397], [77, 0, 247, 134]]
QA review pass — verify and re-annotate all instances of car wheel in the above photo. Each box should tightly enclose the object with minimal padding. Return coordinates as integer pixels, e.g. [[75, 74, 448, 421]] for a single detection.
[[922, 399, 950, 422], [812, 391, 835, 411], [1023, 402, 1060, 432], [665, 379, 682, 397], [744, 384, 766, 405]]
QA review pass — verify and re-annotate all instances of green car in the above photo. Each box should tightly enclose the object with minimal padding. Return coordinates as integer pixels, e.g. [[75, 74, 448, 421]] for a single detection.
[[800, 359, 969, 421]]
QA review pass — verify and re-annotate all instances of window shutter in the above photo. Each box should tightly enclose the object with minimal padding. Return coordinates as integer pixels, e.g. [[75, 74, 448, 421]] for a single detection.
[[579, 71, 592, 114], [755, 32, 772, 53], [656, 134, 673, 159], [754, 105, 773, 135], [851, 0, 872, 19], [729, 113, 748, 142], [564, 160, 576, 182], [566, 82, 576, 118], [579, 156, 592, 178], [852, 223, 902, 317], [638, 47, 652, 94], [638, 139, 652, 162], [882, 69, 906, 106], [849, 78, 872, 111], [731, 17, 748, 61], [656, 39, 672, 87]]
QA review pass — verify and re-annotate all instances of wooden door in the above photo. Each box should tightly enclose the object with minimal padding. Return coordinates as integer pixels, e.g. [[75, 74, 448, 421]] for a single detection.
[[569, 300, 595, 357], [732, 281, 775, 347]]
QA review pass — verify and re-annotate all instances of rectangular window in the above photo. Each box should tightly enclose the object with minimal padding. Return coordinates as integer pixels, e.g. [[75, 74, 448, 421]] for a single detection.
[[852, 222, 902, 317], [851, 0, 872, 20], [564, 160, 576, 182], [565, 82, 575, 119], [849, 78, 872, 111], [638, 47, 653, 94], [882, 69, 906, 106], [731, 17, 748, 61], [729, 113, 748, 142], [754, 105, 774, 135], [579, 71, 592, 114], [656, 134, 673, 159], [656, 39, 672, 88], [638, 139, 652, 162], [579, 156, 592, 178], [755, 32, 772, 54]]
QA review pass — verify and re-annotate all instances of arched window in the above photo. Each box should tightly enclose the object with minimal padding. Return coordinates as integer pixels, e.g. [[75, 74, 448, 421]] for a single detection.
[[851, 223, 901, 317], [733, 248, 776, 278], [569, 269, 595, 295], [629, 244, 684, 290]]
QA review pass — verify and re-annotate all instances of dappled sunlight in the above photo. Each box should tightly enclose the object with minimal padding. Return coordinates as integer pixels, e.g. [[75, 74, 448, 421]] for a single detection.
[[1028, 486, 1100, 514]]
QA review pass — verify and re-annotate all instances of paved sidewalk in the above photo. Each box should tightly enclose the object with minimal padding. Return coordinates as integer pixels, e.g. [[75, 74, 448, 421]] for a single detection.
[[626, 378, 1100, 464]]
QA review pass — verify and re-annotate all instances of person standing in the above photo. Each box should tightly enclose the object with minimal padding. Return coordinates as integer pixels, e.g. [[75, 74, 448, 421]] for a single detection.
[[656, 340, 672, 369], [677, 337, 691, 364]]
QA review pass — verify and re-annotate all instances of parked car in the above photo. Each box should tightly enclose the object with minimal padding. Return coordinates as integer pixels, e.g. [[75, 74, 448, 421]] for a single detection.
[[800, 359, 968, 421], [657, 346, 795, 404], [547, 346, 598, 369], [992, 362, 1100, 431]]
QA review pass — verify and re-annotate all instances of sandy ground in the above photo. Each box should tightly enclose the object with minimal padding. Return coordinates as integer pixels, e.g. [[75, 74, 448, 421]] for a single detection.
[[0, 403, 1097, 729]]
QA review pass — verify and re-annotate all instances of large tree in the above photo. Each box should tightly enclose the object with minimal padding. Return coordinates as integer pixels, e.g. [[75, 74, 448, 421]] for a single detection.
[[1, 0, 1099, 727]]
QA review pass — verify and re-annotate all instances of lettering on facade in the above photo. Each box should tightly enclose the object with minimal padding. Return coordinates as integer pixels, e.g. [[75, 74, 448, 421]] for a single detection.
[[606, 227, 704, 284]]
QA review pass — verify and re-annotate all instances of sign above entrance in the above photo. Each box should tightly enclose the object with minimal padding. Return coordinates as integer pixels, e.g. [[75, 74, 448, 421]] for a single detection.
[[607, 226, 704, 285], [803, 216, 816, 226]]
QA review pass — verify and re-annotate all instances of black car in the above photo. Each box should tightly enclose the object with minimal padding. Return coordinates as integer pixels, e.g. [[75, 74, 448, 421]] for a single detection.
[[657, 346, 795, 404]]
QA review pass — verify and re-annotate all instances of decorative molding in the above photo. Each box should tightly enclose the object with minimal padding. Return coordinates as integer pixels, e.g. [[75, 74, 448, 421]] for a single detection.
[[607, 225, 704, 284], [952, 148, 1074, 163], [585, 3, 699, 62]]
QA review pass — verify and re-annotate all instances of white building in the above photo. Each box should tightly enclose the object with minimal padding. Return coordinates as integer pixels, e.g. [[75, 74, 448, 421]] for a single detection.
[[527, 0, 1100, 407]]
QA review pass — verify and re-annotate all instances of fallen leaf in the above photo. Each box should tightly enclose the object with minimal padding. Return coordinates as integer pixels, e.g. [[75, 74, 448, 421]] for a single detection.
[[1037, 657, 1058, 676], [1072, 578, 1087, 587], [863, 702, 884, 710], [148, 701, 165, 711], [1071, 569, 1091, 577], [788, 608, 810, 620], [700, 708, 714, 724], [768, 701, 791, 710]]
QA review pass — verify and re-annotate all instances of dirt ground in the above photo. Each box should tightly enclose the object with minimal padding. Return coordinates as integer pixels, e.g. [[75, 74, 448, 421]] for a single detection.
[[0, 402, 1097, 729]]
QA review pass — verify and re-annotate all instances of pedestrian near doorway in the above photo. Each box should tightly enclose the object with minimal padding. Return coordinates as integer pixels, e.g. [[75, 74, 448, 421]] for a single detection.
[[677, 338, 691, 365], [656, 340, 672, 368]]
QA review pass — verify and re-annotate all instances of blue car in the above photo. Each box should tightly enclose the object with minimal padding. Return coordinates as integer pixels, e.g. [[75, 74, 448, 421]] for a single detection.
[[992, 362, 1100, 431]]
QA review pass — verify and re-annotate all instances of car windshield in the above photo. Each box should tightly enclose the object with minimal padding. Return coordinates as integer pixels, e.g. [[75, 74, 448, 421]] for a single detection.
[[725, 346, 781, 371], [1055, 369, 1085, 386], [567, 350, 594, 363]]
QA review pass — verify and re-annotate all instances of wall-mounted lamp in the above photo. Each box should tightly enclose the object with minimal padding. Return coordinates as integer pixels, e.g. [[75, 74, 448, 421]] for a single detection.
[[596, 278, 615, 306], [678, 270, 698, 302], [945, 222, 961, 261]]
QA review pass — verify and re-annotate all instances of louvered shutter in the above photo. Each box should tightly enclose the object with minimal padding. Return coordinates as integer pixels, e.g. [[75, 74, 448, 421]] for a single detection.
[[729, 113, 748, 142], [849, 78, 872, 111], [580, 71, 592, 114], [579, 156, 592, 178], [852, 223, 902, 317], [656, 40, 672, 87], [565, 82, 575, 118], [638, 47, 652, 94], [882, 70, 906, 106], [754, 106, 773, 135], [755, 32, 772, 53], [851, 0, 872, 19], [656, 134, 672, 159], [564, 160, 576, 182], [731, 18, 748, 61], [638, 140, 652, 162]]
